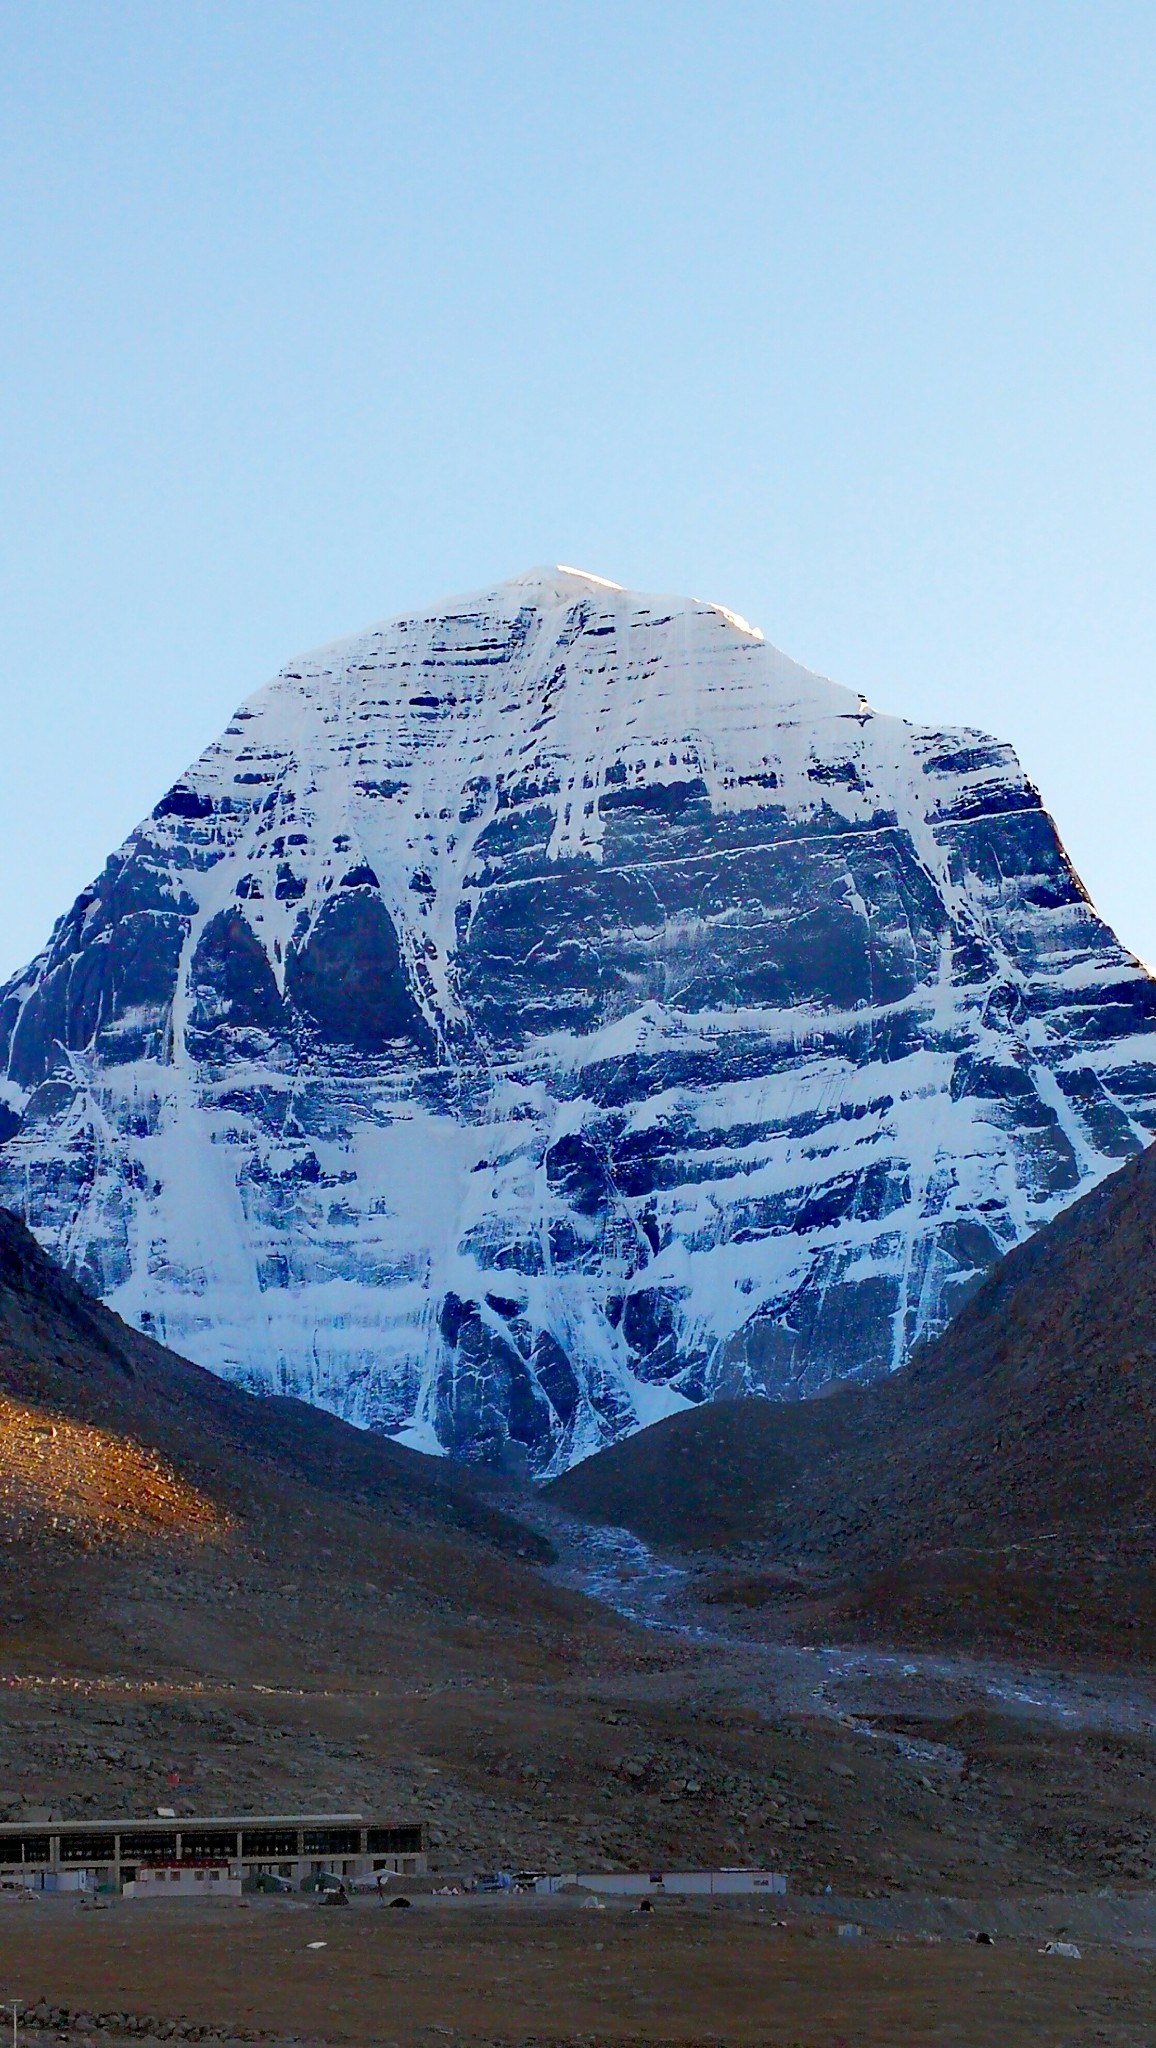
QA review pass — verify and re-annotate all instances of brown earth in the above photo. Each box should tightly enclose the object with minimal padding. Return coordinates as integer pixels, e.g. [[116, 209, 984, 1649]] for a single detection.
[[0, 1893, 1152, 2048], [546, 1138, 1156, 1664]]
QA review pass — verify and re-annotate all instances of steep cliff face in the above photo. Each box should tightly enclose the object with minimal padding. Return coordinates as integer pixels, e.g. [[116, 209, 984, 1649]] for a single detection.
[[1, 566, 1154, 1471]]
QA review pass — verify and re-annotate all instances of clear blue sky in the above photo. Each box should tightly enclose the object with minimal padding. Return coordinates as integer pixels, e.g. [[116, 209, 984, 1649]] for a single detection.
[[1, 2, 1154, 981]]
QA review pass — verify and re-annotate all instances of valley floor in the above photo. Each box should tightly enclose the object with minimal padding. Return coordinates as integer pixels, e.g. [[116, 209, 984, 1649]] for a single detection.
[[0, 1890, 1153, 2048], [5, 1487, 1156, 2042]]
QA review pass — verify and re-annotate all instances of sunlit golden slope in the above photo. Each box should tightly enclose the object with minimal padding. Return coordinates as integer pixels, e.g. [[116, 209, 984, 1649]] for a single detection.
[[0, 1394, 232, 1547]]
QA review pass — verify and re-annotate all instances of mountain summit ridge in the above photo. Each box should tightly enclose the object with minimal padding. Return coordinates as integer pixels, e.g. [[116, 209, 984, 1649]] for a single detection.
[[1, 570, 1154, 1470]]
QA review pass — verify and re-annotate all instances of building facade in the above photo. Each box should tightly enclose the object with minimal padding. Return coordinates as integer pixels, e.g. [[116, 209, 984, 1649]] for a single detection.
[[0, 1812, 425, 1891]]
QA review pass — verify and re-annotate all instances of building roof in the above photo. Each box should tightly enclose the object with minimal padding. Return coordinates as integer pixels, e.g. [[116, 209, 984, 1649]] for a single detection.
[[0, 1812, 367, 1833]]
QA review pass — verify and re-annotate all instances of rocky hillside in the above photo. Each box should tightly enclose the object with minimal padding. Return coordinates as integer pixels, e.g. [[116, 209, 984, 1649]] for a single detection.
[[0, 1201, 613, 1703], [3, 566, 1155, 1471]]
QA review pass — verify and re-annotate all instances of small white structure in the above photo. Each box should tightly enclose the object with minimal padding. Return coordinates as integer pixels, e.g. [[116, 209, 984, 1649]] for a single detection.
[[123, 1866, 241, 1900], [539, 1870, 787, 1897]]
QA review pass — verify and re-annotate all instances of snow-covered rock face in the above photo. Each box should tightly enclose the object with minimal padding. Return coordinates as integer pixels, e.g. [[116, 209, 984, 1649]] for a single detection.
[[2, 565, 1156, 1472]]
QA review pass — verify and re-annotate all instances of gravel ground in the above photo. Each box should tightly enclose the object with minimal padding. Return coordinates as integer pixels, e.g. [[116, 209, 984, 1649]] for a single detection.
[[0, 1891, 1154, 2048]]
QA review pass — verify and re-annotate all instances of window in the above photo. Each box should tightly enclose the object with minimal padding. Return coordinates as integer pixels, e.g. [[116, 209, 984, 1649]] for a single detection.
[[0, 1836, 50, 1866], [367, 1827, 423, 1855], [119, 1833, 177, 1862], [59, 1835, 116, 1864], [241, 1829, 298, 1858], [302, 1829, 359, 1856], [179, 1831, 237, 1862]]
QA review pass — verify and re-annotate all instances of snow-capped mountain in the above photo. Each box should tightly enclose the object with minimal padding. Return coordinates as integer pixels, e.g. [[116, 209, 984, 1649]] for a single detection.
[[2, 566, 1155, 1472]]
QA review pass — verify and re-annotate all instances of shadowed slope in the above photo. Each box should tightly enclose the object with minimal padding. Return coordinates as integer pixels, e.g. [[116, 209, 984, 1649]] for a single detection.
[[547, 1139, 1156, 1658], [544, 1393, 863, 1552]]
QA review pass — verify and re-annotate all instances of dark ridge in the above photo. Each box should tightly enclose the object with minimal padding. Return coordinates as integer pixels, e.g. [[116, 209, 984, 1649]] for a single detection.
[[0, 1207, 549, 1562]]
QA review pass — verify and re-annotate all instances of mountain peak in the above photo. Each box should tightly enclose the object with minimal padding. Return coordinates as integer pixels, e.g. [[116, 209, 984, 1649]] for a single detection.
[[508, 563, 626, 598], [448, 566, 764, 644], [1, 577, 1155, 1471]]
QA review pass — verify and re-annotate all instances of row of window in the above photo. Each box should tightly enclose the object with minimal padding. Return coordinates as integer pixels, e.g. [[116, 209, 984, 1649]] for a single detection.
[[0, 1825, 422, 1865]]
